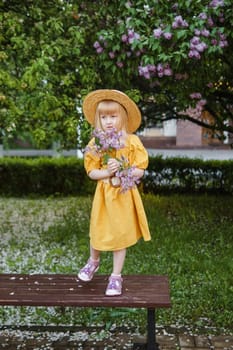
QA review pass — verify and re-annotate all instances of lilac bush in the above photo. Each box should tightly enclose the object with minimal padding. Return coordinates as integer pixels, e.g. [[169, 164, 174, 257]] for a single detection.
[[90, 0, 232, 134]]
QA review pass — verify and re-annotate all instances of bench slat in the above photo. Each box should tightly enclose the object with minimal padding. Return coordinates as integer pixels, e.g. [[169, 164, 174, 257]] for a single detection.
[[0, 274, 171, 308]]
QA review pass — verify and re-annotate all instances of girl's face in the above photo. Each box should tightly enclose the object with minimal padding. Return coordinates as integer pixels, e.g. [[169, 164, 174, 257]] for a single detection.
[[100, 112, 121, 131], [95, 101, 127, 132], [95, 101, 128, 131]]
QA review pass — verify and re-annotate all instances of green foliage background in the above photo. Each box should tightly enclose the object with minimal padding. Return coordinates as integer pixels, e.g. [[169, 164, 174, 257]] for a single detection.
[[1, 0, 233, 148]]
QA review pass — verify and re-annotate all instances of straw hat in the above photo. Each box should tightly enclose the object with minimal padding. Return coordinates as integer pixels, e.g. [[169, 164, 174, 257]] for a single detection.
[[82, 89, 141, 133]]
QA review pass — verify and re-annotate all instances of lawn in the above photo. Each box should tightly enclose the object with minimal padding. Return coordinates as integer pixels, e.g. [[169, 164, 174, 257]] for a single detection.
[[0, 194, 232, 335]]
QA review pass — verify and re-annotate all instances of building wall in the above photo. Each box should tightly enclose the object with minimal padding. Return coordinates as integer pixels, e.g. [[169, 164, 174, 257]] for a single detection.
[[141, 113, 229, 148], [176, 119, 203, 146]]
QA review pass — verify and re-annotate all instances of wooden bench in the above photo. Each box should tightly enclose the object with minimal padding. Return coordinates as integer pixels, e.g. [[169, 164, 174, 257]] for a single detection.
[[0, 274, 171, 350]]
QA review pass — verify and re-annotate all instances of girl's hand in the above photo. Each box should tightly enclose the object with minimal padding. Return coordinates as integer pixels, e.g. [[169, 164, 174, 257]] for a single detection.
[[107, 158, 120, 176]]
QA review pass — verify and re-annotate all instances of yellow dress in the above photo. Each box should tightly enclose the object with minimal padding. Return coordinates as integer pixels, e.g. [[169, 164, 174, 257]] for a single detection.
[[84, 134, 151, 251]]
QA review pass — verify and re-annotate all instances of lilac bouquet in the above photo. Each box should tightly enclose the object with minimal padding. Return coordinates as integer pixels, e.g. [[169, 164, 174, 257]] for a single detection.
[[86, 128, 141, 192], [92, 128, 123, 164], [115, 156, 141, 193]]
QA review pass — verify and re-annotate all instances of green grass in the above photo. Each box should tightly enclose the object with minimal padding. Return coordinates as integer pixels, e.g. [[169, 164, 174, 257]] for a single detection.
[[0, 194, 232, 334]]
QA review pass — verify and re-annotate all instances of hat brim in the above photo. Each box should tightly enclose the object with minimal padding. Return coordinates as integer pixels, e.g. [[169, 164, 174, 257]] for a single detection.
[[82, 89, 141, 133]]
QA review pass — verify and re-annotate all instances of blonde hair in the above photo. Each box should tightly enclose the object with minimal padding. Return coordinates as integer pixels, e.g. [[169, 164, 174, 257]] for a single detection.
[[94, 100, 129, 131]]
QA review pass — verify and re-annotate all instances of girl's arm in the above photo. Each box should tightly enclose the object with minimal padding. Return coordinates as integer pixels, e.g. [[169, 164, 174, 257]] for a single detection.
[[88, 159, 145, 181], [131, 167, 144, 179], [88, 158, 118, 180], [88, 168, 111, 180]]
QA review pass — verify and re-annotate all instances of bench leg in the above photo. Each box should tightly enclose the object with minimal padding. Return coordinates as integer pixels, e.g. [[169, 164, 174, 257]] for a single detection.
[[133, 308, 159, 350], [147, 308, 159, 350]]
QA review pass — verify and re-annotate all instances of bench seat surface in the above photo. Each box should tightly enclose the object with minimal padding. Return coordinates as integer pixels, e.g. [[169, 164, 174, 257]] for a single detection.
[[0, 274, 171, 308]]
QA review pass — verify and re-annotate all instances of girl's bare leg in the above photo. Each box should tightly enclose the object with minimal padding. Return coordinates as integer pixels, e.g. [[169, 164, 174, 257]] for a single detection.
[[90, 246, 100, 262], [105, 249, 126, 296], [112, 248, 126, 275]]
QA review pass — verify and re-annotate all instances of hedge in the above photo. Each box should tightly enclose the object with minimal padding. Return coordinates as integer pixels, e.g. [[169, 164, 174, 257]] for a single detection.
[[0, 157, 95, 196], [0, 156, 232, 196], [146, 155, 233, 194]]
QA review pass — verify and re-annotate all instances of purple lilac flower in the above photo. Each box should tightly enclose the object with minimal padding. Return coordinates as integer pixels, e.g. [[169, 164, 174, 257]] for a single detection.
[[121, 34, 128, 43], [213, 32, 228, 48], [163, 32, 172, 40], [198, 13, 208, 20], [190, 36, 200, 46], [116, 165, 140, 193], [163, 66, 173, 76], [209, 0, 224, 8], [207, 17, 214, 27], [188, 50, 201, 59], [128, 29, 140, 43], [219, 40, 228, 48], [196, 42, 207, 52], [190, 92, 202, 99], [116, 61, 124, 68], [219, 33, 226, 40], [138, 65, 151, 79], [92, 128, 123, 152], [153, 28, 163, 38], [158, 63, 173, 77], [211, 39, 218, 45], [93, 41, 104, 54], [127, 29, 135, 39], [189, 36, 208, 58], [179, 98, 206, 120], [109, 51, 115, 59], [199, 99, 207, 107], [138, 63, 172, 79], [134, 32, 140, 41], [148, 64, 156, 73], [189, 95, 206, 108], [201, 29, 210, 37], [121, 29, 141, 45], [96, 46, 103, 54], [93, 41, 101, 49], [157, 63, 164, 73], [172, 15, 188, 29]]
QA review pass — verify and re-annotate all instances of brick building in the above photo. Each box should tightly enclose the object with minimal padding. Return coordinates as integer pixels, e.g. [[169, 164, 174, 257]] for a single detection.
[[140, 112, 231, 149]]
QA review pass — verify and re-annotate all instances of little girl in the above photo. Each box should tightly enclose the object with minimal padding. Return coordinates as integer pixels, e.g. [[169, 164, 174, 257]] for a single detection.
[[78, 89, 151, 296]]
